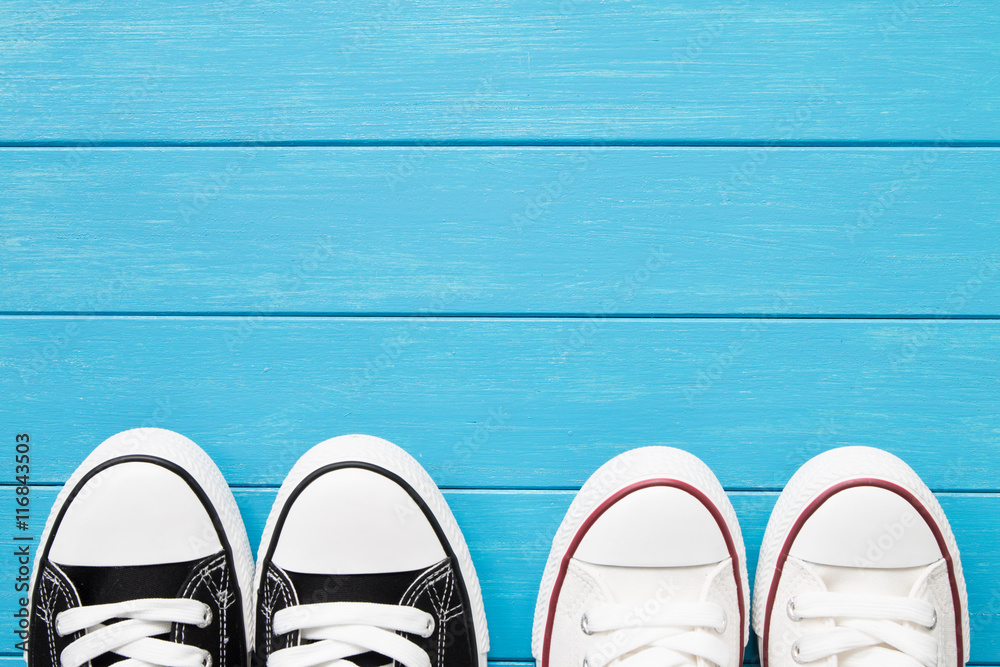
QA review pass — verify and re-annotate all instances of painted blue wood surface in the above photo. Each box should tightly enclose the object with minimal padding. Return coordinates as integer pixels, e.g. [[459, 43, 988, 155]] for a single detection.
[[3, 489, 998, 662], [3, 0, 998, 664], [3, 317, 999, 490], [1, 148, 998, 315], [2, 1, 998, 143]]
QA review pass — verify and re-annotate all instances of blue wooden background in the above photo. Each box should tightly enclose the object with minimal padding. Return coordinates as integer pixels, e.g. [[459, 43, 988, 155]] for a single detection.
[[2, 1, 998, 665]]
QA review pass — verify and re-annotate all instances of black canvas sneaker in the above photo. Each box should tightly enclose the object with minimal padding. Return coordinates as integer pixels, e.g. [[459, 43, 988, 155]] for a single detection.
[[27, 428, 254, 667], [253, 434, 489, 667]]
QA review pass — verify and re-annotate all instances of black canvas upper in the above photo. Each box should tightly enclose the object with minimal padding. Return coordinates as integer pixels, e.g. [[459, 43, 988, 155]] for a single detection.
[[28, 456, 249, 667], [255, 559, 476, 667], [58, 559, 203, 606], [31, 554, 245, 667], [29, 562, 83, 667], [253, 462, 480, 667]]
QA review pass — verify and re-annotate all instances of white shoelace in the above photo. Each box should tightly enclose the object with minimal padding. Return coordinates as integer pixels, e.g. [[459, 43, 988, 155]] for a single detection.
[[788, 592, 938, 667], [267, 602, 435, 667], [55, 598, 213, 667], [580, 602, 729, 667]]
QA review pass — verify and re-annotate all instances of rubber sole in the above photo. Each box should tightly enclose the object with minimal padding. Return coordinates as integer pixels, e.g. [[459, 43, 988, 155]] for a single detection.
[[252, 433, 490, 667], [27, 428, 255, 662], [531, 446, 750, 666], [752, 445, 970, 666]]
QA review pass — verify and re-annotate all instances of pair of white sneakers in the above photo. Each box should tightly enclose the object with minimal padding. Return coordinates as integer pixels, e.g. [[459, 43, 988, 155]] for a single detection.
[[533, 446, 969, 667], [27, 429, 967, 667]]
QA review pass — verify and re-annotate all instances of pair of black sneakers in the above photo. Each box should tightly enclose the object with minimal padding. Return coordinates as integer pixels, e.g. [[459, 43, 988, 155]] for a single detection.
[[26, 429, 489, 667]]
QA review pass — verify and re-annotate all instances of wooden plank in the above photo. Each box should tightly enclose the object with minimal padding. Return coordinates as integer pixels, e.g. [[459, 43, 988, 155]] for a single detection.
[[4, 317, 999, 490], [3, 489, 998, 661], [2, 1, 998, 143], [2, 148, 999, 315]]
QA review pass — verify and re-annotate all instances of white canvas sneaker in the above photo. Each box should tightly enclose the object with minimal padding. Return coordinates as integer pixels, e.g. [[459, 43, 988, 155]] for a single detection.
[[753, 446, 970, 667], [532, 447, 750, 667]]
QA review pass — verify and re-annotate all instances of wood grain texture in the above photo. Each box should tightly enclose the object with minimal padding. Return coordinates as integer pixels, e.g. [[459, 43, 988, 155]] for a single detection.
[[2, 0, 998, 143], [2, 148, 999, 315], [4, 317, 998, 489], [3, 488, 998, 662], [4, 0, 999, 664]]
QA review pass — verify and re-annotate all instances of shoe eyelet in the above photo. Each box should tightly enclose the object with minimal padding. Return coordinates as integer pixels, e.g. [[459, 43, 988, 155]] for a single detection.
[[581, 613, 593, 635], [201, 653, 212, 667], [786, 597, 801, 622], [929, 608, 937, 630], [425, 616, 435, 635], [582, 659, 590, 667], [791, 641, 804, 664], [715, 611, 727, 634], [198, 607, 213, 628]]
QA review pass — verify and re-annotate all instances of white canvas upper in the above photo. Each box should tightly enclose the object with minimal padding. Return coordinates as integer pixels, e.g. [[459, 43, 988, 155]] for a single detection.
[[533, 447, 749, 667], [550, 559, 741, 667], [753, 446, 969, 667]]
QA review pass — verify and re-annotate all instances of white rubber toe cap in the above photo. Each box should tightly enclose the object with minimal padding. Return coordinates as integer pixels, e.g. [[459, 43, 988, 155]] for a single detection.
[[789, 484, 941, 568], [49, 460, 222, 566], [575, 485, 731, 567], [270, 467, 446, 574]]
